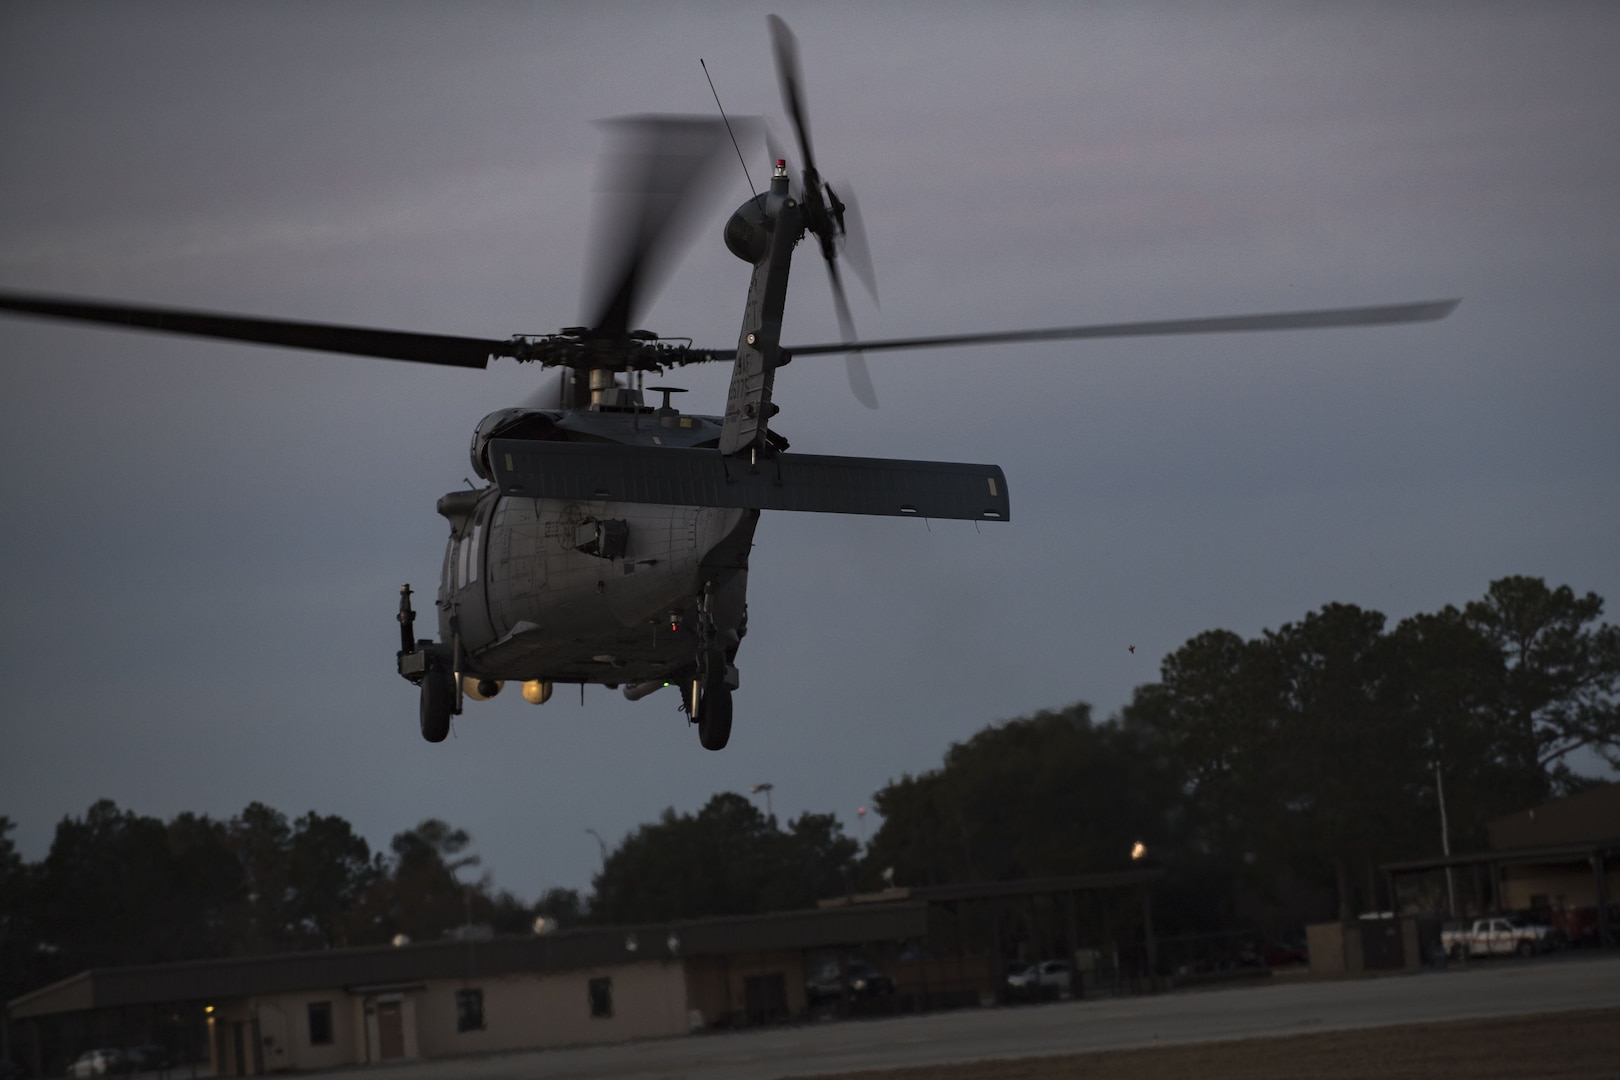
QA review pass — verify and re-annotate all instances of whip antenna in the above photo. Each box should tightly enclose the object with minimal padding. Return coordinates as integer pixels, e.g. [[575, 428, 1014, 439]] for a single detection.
[[700, 58, 759, 203]]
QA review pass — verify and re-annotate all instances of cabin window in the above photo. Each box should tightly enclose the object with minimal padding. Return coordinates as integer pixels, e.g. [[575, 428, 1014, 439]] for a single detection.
[[588, 977, 613, 1019], [455, 988, 485, 1032], [307, 1001, 333, 1046]]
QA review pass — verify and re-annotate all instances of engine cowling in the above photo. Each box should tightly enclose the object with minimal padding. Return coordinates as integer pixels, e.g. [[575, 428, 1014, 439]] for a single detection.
[[469, 408, 562, 480]]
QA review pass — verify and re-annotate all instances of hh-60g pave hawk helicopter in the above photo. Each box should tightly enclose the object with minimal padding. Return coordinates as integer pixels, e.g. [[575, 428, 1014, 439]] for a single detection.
[[0, 16, 1456, 752]]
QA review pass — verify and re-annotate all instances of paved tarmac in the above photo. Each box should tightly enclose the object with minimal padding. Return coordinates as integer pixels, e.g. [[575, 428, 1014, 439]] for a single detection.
[[324, 953, 1620, 1079]]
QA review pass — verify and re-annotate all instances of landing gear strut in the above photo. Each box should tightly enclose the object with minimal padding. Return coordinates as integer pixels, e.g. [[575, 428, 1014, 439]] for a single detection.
[[397, 583, 453, 743], [691, 618, 734, 750]]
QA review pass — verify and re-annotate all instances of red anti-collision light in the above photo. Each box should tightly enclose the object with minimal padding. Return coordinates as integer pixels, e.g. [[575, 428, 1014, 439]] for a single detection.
[[776, 159, 786, 168]]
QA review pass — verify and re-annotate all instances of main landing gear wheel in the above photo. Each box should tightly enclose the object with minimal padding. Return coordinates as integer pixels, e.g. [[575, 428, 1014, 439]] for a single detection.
[[695, 685, 733, 751], [420, 669, 452, 743]]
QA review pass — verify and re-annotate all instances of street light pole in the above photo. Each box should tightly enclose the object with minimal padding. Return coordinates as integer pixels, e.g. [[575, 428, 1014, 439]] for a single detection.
[[749, 783, 775, 821], [585, 829, 608, 871]]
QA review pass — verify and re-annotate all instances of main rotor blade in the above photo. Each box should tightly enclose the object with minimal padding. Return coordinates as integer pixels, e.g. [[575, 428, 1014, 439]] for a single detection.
[[0, 290, 506, 368], [767, 15, 816, 173], [782, 299, 1461, 357], [825, 260, 878, 409], [520, 368, 573, 409], [585, 115, 743, 340]]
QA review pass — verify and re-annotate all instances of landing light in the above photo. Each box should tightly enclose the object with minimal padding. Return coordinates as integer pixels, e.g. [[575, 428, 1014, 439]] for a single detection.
[[1131, 842, 1147, 861]]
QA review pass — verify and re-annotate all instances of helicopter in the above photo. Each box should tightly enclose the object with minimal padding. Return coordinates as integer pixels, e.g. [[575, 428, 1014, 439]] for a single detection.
[[0, 16, 1456, 753]]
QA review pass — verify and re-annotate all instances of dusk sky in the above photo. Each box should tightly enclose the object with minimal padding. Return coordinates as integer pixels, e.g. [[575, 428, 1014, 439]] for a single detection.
[[3, 2, 1616, 900]]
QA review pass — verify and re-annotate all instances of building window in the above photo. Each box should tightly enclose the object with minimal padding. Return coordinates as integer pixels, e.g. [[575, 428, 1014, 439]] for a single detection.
[[307, 1001, 333, 1046], [455, 988, 485, 1033], [588, 977, 613, 1019]]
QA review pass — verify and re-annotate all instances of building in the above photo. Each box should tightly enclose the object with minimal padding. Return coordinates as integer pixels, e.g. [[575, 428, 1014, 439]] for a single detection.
[[7, 904, 924, 1077], [7, 868, 1164, 1076], [1383, 781, 1619, 947]]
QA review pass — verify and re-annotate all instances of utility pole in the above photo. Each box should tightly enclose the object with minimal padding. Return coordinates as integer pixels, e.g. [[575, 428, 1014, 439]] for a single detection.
[[1436, 760, 1458, 918]]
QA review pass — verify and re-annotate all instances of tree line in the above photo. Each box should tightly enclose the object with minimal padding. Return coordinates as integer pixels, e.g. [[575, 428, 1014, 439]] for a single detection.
[[3, 575, 1614, 1002], [865, 575, 1617, 932], [0, 804, 585, 1009]]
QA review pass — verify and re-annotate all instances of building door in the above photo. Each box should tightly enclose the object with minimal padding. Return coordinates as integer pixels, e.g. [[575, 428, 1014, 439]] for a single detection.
[[743, 973, 787, 1026], [1359, 919, 1404, 970], [376, 1002, 406, 1060]]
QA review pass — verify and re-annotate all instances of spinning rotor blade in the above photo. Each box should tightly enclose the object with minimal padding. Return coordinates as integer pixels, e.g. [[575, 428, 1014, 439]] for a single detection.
[[0, 290, 505, 368], [768, 17, 880, 408], [520, 367, 573, 410], [831, 182, 878, 306], [585, 115, 744, 340], [768, 14, 816, 174], [782, 299, 1461, 357], [825, 259, 878, 409]]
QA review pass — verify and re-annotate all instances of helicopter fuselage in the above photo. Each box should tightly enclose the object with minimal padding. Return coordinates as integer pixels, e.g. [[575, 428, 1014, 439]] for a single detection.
[[434, 401, 755, 699]]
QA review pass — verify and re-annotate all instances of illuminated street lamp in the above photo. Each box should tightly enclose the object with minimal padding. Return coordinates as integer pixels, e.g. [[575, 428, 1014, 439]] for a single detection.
[[1130, 841, 1147, 861]]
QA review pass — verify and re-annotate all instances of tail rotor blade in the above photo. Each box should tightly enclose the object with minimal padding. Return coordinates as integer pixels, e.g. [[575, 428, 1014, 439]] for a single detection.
[[832, 182, 877, 306], [767, 14, 816, 173], [826, 259, 878, 409], [844, 353, 878, 410]]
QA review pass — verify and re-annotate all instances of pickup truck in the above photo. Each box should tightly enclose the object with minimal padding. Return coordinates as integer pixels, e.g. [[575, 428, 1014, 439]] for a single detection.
[[1442, 916, 1556, 960]]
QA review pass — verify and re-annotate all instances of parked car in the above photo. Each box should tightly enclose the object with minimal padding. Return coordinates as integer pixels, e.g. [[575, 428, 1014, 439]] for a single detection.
[[1006, 959, 1073, 993], [1548, 903, 1620, 948], [1259, 941, 1308, 967], [1032, 959, 1073, 991], [806, 959, 895, 1005], [123, 1045, 173, 1073], [1441, 916, 1556, 960], [67, 1049, 123, 1078]]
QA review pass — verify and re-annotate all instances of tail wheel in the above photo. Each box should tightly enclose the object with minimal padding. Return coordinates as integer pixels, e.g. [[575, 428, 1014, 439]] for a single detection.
[[696, 686, 733, 751], [420, 669, 453, 743]]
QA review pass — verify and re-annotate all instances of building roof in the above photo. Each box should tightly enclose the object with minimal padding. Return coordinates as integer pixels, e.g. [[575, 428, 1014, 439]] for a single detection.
[[818, 868, 1165, 908], [9, 902, 928, 1021], [1488, 782, 1620, 851], [1382, 838, 1620, 876]]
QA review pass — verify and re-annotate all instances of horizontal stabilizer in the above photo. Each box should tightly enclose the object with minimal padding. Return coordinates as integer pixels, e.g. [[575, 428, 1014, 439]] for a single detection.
[[488, 440, 1010, 521]]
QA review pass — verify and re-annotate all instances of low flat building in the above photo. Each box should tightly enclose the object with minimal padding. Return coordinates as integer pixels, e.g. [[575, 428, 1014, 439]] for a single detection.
[[1384, 781, 1619, 948], [8, 904, 926, 1077], [8, 869, 1166, 1076]]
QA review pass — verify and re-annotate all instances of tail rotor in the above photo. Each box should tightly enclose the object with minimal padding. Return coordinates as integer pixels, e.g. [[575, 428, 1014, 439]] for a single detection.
[[768, 15, 880, 408]]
